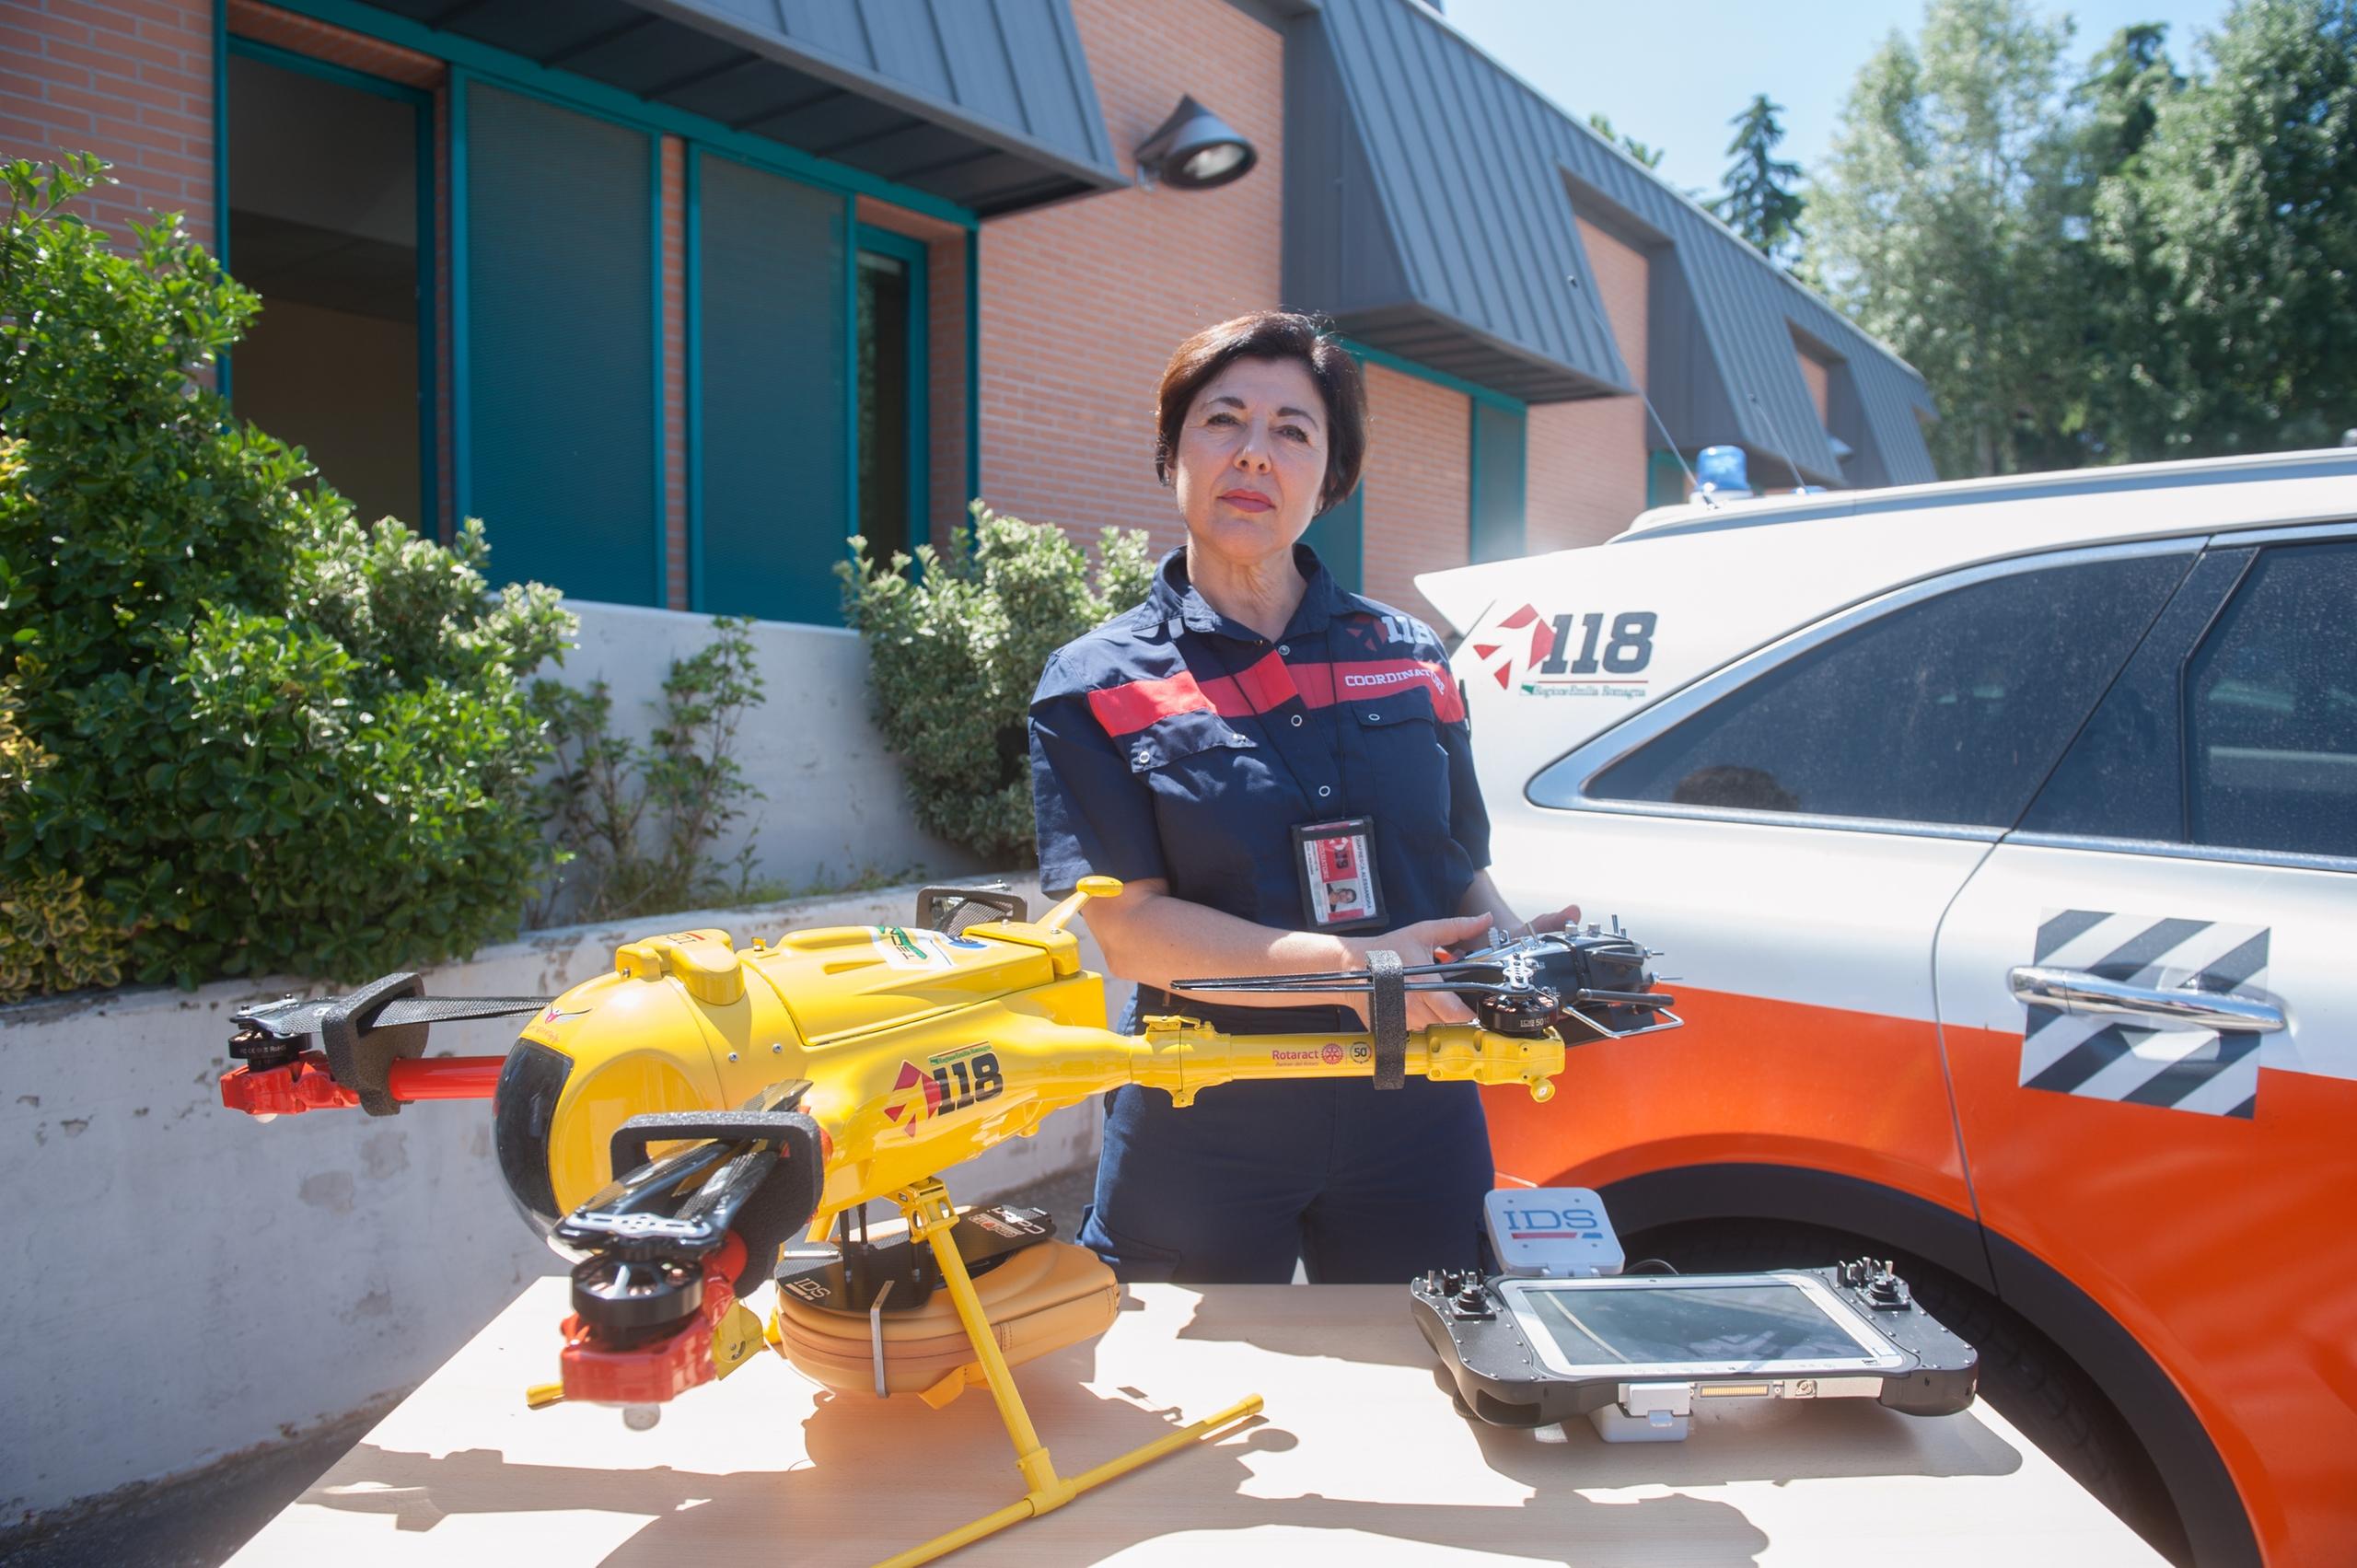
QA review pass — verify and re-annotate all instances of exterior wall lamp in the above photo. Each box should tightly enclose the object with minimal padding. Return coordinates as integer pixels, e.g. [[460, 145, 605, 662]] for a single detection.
[[1133, 96, 1258, 191]]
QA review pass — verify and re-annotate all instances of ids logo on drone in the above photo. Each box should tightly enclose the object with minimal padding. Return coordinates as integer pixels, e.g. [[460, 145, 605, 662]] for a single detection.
[[1472, 605, 1658, 698]]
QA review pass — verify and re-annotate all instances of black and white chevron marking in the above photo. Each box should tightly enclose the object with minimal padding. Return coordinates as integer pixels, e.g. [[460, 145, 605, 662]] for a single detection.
[[2019, 909, 2270, 1119]]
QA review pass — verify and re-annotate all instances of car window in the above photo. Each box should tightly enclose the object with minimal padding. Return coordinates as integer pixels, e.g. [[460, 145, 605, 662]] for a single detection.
[[2015, 548, 2255, 843], [1585, 554, 2189, 829], [2185, 539, 2357, 859]]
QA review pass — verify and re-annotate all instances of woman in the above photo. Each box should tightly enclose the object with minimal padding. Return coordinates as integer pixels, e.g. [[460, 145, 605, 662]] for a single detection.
[[1027, 311, 1578, 1285]]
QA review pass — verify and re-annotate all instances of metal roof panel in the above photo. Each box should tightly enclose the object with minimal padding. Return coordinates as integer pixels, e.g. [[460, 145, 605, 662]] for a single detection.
[[1288, 0, 1935, 486], [634, 0, 1120, 210]]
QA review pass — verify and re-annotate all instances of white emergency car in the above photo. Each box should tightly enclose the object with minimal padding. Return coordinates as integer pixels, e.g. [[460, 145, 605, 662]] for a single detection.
[[1419, 448, 2357, 1568]]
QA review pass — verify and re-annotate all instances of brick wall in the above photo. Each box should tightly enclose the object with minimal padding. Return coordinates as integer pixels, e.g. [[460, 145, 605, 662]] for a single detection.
[[3, 0, 216, 247], [976, 0, 1283, 558], [1527, 217, 1650, 553], [1358, 363, 1469, 627]]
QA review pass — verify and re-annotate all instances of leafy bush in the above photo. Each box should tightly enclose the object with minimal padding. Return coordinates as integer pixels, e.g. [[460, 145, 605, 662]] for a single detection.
[[0, 155, 573, 997], [839, 505, 1154, 865], [528, 617, 768, 923]]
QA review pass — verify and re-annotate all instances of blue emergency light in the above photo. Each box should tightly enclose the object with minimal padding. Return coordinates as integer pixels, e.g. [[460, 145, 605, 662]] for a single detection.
[[1696, 445, 1751, 498]]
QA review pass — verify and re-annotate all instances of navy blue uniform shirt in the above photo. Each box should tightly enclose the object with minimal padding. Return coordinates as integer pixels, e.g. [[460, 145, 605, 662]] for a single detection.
[[1028, 543, 1491, 1031]]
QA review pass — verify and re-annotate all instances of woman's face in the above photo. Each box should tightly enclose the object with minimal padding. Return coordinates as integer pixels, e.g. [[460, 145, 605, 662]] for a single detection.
[[1172, 354, 1329, 572]]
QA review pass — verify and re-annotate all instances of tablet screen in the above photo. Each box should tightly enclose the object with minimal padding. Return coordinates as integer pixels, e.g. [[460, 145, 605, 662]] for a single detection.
[[1500, 1274, 1903, 1378]]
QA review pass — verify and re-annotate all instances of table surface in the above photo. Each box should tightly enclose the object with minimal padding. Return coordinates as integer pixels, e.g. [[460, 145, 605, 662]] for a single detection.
[[233, 1274, 2164, 1567]]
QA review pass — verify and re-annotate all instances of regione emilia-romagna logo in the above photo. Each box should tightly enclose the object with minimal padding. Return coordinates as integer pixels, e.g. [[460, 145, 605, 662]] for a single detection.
[[2019, 909, 2271, 1119], [1475, 605, 1657, 696]]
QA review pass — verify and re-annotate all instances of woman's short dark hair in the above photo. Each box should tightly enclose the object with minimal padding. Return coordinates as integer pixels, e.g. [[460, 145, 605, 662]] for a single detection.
[[1155, 311, 1368, 516]]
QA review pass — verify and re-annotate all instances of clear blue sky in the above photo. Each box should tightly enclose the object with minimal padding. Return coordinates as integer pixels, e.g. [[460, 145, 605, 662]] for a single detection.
[[1441, 0, 2235, 202]]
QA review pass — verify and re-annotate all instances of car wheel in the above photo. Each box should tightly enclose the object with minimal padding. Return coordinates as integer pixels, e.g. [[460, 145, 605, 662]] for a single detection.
[[1620, 1218, 2191, 1567]]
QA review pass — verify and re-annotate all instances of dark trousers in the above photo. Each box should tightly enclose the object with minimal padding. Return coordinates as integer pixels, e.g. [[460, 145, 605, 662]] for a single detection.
[[1074, 1075, 1493, 1285]]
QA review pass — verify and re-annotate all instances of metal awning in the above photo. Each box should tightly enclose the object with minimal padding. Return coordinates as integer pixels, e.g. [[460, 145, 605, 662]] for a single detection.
[[366, 0, 1125, 215], [1283, 0, 1631, 405], [1285, 0, 1935, 484]]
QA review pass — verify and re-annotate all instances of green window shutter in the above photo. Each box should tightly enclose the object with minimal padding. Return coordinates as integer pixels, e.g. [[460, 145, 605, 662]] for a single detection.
[[1647, 449, 1689, 508], [1469, 401, 1527, 563], [464, 83, 659, 605], [695, 151, 848, 624], [1303, 483, 1364, 592]]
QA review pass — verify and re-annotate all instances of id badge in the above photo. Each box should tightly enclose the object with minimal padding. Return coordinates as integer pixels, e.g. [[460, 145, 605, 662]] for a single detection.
[[1293, 817, 1387, 934]]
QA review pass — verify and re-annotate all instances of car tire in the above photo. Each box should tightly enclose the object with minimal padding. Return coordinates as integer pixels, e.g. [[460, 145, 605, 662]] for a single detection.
[[1620, 1217, 2192, 1567]]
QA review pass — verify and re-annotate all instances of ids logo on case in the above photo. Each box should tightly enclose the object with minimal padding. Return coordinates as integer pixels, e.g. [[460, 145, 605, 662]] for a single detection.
[[1482, 1187, 1625, 1279]]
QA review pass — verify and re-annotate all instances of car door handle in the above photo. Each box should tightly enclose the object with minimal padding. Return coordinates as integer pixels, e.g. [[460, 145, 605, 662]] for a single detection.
[[2007, 965, 2286, 1034]]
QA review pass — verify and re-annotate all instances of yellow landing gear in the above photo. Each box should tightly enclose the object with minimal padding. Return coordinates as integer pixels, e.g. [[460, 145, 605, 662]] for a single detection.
[[868, 1177, 1262, 1568]]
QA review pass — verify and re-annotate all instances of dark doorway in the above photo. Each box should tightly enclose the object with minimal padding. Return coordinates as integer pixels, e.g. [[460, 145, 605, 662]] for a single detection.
[[856, 227, 928, 569], [226, 45, 433, 533]]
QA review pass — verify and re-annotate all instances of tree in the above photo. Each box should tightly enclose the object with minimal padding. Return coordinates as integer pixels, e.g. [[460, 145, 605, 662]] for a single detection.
[[2077, 22, 2182, 175], [2071, 24, 2188, 459], [1805, 0, 2086, 476], [1585, 110, 1666, 170], [2093, 0, 2357, 457], [1712, 94, 1806, 262]]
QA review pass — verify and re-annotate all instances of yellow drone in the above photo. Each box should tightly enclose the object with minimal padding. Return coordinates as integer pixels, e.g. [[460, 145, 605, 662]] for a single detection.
[[221, 877, 1677, 1568]]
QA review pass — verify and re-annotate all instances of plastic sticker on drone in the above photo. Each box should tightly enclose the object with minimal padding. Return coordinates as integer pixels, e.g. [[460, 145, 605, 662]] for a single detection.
[[871, 925, 958, 970], [881, 1049, 1005, 1133]]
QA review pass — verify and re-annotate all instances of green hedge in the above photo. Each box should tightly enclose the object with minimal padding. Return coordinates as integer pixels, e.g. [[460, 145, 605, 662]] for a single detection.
[[0, 156, 573, 998], [840, 505, 1154, 865]]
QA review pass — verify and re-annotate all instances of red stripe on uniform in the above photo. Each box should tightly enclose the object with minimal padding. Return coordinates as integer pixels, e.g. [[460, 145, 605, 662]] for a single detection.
[[1088, 653, 1460, 736], [1086, 668, 1215, 733], [1090, 653, 1298, 734]]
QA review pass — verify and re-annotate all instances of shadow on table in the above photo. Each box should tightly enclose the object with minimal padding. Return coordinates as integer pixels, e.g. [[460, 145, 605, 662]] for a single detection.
[[297, 1373, 1774, 1565], [1173, 1283, 1440, 1370]]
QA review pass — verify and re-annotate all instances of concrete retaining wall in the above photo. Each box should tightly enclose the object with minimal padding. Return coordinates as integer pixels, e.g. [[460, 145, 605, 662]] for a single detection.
[[546, 603, 987, 914], [0, 877, 1116, 1523]]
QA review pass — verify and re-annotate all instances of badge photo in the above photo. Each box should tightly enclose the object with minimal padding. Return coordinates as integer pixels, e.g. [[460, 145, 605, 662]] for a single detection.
[[1292, 817, 1387, 933]]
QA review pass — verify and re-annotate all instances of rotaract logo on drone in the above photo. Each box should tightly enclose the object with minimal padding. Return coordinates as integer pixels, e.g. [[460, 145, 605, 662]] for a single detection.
[[1473, 605, 1659, 698], [1270, 1043, 1349, 1068]]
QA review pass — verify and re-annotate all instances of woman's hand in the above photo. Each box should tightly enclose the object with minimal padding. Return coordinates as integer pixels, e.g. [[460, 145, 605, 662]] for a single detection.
[[1527, 902, 1583, 935], [1348, 913, 1497, 1031]]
